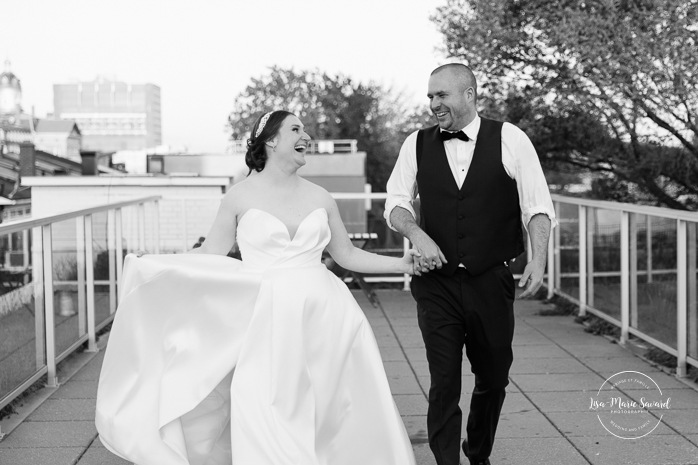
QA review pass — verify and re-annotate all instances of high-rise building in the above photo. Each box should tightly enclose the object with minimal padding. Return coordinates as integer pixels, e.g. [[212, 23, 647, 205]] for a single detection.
[[53, 78, 161, 153]]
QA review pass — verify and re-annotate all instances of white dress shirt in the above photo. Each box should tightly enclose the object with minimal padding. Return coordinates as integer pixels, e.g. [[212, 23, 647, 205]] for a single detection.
[[385, 114, 557, 231]]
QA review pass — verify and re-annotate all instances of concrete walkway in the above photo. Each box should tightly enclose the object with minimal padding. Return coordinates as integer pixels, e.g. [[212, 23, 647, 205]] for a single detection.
[[1, 290, 698, 465]]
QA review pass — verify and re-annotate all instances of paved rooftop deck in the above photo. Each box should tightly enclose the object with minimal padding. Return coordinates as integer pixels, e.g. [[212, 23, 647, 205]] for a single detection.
[[1, 289, 697, 465]]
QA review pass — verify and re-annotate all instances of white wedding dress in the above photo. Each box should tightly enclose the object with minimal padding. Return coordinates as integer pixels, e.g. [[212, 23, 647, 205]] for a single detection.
[[95, 207, 416, 465]]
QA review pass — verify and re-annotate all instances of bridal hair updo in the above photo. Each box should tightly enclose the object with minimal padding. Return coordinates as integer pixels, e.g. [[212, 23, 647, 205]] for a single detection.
[[245, 110, 294, 173]]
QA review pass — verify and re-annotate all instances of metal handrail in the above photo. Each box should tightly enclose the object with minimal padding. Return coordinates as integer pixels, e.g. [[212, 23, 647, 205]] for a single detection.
[[0, 196, 162, 426], [552, 194, 698, 221], [547, 195, 698, 379], [0, 196, 162, 235]]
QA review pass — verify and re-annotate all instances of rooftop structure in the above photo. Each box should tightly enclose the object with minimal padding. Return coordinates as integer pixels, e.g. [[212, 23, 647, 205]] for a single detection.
[[53, 78, 161, 153]]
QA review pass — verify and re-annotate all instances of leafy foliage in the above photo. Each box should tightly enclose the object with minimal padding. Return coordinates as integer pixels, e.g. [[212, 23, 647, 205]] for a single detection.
[[432, 0, 698, 209], [227, 66, 433, 190]]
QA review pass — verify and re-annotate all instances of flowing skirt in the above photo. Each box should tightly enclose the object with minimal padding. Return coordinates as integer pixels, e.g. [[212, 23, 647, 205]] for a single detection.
[[95, 254, 415, 465]]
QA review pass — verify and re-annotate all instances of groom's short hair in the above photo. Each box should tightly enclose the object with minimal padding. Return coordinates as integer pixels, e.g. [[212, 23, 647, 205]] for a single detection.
[[431, 63, 478, 100]]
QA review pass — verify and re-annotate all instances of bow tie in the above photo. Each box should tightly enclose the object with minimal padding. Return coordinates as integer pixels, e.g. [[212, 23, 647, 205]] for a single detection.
[[440, 130, 470, 142]]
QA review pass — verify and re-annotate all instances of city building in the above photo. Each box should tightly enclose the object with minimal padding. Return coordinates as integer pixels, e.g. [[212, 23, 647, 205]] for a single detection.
[[0, 62, 123, 224], [33, 119, 82, 161], [53, 78, 162, 153]]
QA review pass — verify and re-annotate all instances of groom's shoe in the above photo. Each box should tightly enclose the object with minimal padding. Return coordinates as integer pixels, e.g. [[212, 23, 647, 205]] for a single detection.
[[469, 459, 490, 465]]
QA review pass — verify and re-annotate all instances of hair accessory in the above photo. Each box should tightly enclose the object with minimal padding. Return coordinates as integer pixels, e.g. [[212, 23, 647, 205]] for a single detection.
[[255, 112, 273, 138]]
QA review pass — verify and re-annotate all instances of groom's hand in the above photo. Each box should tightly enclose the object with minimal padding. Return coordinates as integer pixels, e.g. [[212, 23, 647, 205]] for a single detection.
[[411, 253, 424, 276], [410, 231, 447, 275], [518, 258, 545, 298]]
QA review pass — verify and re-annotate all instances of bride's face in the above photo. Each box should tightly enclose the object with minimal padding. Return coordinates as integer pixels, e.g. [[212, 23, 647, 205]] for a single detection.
[[272, 115, 311, 166]]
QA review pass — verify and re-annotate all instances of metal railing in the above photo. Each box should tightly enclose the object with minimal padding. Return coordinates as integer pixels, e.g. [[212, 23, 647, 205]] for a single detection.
[[547, 194, 698, 378], [331, 192, 411, 291], [0, 196, 161, 417], [15, 190, 694, 422]]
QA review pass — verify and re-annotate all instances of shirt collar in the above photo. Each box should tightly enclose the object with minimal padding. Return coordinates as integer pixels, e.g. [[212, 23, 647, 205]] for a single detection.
[[461, 114, 480, 141], [439, 113, 480, 141]]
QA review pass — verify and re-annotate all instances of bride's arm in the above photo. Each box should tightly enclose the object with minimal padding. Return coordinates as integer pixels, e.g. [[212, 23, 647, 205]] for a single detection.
[[190, 190, 238, 255], [325, 197, 416, 274]]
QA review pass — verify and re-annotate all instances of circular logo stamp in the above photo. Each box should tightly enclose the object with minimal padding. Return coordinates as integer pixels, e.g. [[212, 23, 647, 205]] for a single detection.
[[589, 371, 671, 439]]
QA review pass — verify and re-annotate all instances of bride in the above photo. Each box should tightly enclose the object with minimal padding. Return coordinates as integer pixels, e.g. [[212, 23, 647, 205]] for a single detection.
[[95, 110, 419, 464]]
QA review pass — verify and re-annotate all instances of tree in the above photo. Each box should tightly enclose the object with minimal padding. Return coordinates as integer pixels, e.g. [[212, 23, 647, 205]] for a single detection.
[[432, 0, 698, 209], [227, 66, 433, 191]]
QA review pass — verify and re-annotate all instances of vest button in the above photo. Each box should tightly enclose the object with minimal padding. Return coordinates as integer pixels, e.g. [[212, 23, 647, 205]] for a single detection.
[[459, 252, 465, 257], [458, 215, 464, 220], [458, 195, 463, 200], [458, 234, 464, 239]]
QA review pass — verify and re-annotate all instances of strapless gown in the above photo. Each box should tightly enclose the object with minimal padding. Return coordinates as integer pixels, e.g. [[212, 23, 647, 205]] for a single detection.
[[95, 207, 416, 465]]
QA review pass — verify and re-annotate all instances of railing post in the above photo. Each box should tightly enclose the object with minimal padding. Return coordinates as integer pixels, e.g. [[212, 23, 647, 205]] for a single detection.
[[403, 237, 411, 292], [138, 202, 146, 253], [22, 229, 30, 283], [85, 215, 98, 352], [646, 215, 653, 283], [588, 208, 595, 308], [108, 210, 117, 314], [41, 224, 58, 387], [688, 222, 697, 362], [32, 227, 46, 370], [554, 201, 561, 290], [677, 219, 688, 377], [115, 208, 124, 302], [629, 213, 638, 330], [153, 200, 161, 254], [547, 232, 554, 299], [579, 205, 587, 317], [76, 217, 87, 337], [620, 211, 630, 345]]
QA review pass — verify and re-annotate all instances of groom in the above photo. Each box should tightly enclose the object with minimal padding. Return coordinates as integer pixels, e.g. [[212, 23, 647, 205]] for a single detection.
[[385, 64, 555, 465]]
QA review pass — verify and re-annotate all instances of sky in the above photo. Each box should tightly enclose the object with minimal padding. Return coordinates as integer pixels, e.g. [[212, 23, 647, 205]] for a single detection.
[[4, 0, 448, 153]]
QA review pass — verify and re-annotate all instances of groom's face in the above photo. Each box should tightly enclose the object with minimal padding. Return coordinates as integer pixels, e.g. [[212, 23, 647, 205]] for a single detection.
[[427, 70, 472, 131]]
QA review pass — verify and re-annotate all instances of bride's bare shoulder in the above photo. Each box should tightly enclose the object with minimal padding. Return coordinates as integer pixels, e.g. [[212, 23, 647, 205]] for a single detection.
[[222, 181, 244, 200], [220, 179, 256, 215], [299, 179, 337, 211]]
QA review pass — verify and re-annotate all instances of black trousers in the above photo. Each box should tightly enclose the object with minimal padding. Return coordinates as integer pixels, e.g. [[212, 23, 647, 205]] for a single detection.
[[411, 264, 515, 465]]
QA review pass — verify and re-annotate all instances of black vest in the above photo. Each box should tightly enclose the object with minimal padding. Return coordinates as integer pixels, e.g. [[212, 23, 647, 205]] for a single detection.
[[416, 118, 524, 275]]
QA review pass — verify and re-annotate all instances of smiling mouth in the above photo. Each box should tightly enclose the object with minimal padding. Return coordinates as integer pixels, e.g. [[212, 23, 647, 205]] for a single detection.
[[294, 144, 307, 153], [435, 111, 449, 118]]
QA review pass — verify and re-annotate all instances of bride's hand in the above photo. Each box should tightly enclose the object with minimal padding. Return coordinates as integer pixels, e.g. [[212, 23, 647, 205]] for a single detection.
[[401, 249, 421, 275]]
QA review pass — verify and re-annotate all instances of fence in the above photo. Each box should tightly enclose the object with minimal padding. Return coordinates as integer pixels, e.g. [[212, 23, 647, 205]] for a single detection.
[[5, 190, 694, 429], [0, 196, 161, 420], [547, 194, 698, 378]]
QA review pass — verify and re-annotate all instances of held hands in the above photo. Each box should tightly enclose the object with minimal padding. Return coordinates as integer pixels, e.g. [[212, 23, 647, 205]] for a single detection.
[[401, 249, 421, 275], [518, 258, 546, 299], [410, 231, 447, 276]]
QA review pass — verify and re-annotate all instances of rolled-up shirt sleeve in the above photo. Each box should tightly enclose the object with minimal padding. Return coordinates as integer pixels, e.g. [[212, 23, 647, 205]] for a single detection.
[[503, 123, 558, 230], [384, 131, 419, 231]]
